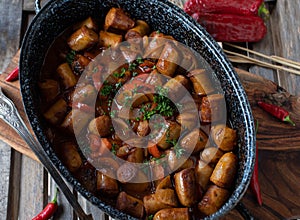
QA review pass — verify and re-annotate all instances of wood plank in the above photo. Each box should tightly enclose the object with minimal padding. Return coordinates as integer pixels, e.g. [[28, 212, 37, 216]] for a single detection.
[[270, 0, 300, 95], [0, 0, 22, 73], [6, 151, 22, 220], [0, 140, 12, 220], [18, 157, 46, 219]]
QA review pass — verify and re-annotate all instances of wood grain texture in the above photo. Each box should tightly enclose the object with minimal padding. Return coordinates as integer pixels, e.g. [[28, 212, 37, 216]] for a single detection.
[[0, 0, 22, 73], [0, 141, 12, 220], [237, 68, 300, 151], [6, 151, 22, 220], [18, 157, 45, 219], [242, 151, 300, 219]]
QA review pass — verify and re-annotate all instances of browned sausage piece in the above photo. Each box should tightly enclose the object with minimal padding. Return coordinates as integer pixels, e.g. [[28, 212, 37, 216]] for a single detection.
[[156, 42, 179, 77], [99, 30, 123, 48], [88, 115, 112, 137], [117, 163, 138, 183], [59, 142, 82, 173], [143, 194, 171, 215], [72, 84, 97, 104], [96, 169, 119, 197], [180, 128, 208, 154], [125, 20, 150, 42], [43, 98, 68, 125], [176, 112, 197, 131], [116, 191, 145, 219], [38, 79, 60, 103], [71, 54, 91, 75], [122, 178, 150, 195], [210, 152, 238, 188], [57, 63, 77, 89], [73, 17, 98, 32], [61, 109, 92, 134], [198, 185, 230, 216], [153, 208, 190, 220], [200, 147, 224, 165], [164, 75, 189, 101], [188, 69, 215, 96], [156, 175, 172, 190], [211, 124, 237, 152], [200, 94, 226, 123], [156, 121, 181, 150], [155, 189, 179, 207], [67, 25, 98, 51], [195, 159, 214, 191], [126, 147, 144, 163], [104, 8, 135, 31], [137, 120, 150, 137], [174, 168, 198, 207]]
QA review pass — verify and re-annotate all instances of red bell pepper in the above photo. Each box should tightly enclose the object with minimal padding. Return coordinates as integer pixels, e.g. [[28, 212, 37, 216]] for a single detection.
[[184, 0, 264, 16], [191, 13, 267, 42], [184, 0, 268, 42]]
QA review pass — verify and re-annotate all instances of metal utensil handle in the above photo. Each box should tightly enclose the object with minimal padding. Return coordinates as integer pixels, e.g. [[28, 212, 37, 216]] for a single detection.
[[35, 0, 42, 14], [0, 88, 93, 220]]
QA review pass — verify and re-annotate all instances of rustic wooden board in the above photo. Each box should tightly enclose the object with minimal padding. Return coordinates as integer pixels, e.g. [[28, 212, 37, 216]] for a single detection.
[[237, 68, 300, 151], [1, 51, 300, 219]]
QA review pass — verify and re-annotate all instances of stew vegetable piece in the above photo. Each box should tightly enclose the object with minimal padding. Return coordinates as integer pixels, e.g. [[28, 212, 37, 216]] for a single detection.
[[39, 7, 239, 219]]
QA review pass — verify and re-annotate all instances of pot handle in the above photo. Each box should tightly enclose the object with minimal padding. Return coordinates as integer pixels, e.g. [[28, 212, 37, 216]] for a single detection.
[[35, 0, 42, 14]]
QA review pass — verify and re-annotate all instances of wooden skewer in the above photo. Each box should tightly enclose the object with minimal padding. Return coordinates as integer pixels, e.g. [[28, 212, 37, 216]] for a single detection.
[[223, 49, 300, 76], [224, 43, 300, 71]]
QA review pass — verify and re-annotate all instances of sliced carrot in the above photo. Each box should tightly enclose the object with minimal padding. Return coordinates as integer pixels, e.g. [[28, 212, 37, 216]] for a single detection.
[[148, 142, 162, 158]]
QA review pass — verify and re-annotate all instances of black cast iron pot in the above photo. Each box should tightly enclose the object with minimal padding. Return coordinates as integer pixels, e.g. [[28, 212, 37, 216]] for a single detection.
[[19, 0, 256, 219]]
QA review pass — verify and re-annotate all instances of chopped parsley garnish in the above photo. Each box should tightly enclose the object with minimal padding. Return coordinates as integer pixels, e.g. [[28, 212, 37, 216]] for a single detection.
[[111, 143, 118, 155], [110, 110, 117, 118], [136, 56, 143, 64], [153, 86, 177, 117], [113, 67, 126, 78], [174, 144, 185, 158], [128, 62, 137, 71], [66, 50, 76, 65], [100, 84, 113, 96]]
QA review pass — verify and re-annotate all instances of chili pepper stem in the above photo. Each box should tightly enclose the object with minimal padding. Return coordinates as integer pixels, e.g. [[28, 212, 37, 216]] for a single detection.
[[284, 115, 296, 126], [52, 187, 59, 204], [258, 3, 270, 20]]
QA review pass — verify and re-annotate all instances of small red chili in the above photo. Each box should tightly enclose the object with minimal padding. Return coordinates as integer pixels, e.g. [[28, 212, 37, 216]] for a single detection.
[[250, 121, 263, 206], [5, 67, 19, 82], [32, 188, 59, 220], [257, 101, 296, 126]]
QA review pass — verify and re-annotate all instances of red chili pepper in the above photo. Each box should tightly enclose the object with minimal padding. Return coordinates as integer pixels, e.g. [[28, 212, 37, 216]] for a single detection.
[[191, 13, 267, 42], [184, 0, 264, 16], [5, 67, 19, 82], [32, 188, 59, 220], [257, 101, 296, 126], [250, 121, 263, 206]]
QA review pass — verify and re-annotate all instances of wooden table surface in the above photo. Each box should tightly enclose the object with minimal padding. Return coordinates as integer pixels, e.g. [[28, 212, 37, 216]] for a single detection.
[[1, 0, 300, 220]]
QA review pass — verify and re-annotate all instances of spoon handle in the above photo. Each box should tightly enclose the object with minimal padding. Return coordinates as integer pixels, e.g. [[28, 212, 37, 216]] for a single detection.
[[0, 87, 93, 220]]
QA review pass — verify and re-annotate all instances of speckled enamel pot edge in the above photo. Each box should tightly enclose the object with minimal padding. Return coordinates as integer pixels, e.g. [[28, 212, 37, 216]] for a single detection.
[[19, 0, 255, 219]]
